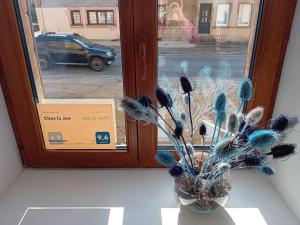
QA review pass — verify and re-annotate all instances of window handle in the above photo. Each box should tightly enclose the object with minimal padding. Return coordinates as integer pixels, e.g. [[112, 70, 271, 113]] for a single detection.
[[138, 39, 147, 80]]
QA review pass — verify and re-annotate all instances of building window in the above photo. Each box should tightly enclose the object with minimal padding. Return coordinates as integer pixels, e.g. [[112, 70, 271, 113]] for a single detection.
[[87, 10, 115, 25], [216, 4, 230, 27], [70, 10, 81, 25], [238, 4, 252, 26]]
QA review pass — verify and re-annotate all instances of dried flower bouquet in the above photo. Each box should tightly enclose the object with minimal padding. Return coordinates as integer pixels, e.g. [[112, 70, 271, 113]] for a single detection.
[[120, 74, 298, 213]]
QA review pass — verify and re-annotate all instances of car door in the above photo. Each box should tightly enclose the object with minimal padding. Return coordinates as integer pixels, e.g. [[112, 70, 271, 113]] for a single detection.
[[63, 40, 88, 64]]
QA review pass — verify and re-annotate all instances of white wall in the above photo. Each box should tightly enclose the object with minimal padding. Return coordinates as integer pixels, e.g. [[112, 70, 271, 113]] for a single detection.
[[271, 1, 300, 221], [0, 87, 22, 197]]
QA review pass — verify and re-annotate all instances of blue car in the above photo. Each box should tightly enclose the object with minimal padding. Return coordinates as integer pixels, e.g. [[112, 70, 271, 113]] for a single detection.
[[36, 32, 116, 71]]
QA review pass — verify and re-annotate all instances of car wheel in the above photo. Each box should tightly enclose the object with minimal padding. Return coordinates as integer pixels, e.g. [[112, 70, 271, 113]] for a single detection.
[[89, 58, 104, 71], [39, 57, 49, 70]]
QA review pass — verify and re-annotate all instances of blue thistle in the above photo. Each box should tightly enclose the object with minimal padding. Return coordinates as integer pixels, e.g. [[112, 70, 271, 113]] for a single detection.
[[261, 166, 275, 176], [180, 76, 192, 94], [199, 123, 207, 136], [238, 79, 253, 101], [214, 93, 226, 113], [155, 86, 173, 108], [248, 130, 280, 149], [155, 151, 175, 167], [138, 95, 152, 108], [174, 121, 183, 139], [168, 164, 184, 177], [120, 97, 156, 123], [180, 113, 186, 121]]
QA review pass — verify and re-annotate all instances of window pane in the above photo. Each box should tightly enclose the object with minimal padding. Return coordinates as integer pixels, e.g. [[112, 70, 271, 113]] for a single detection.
[[238, 4, 252, 26], [89, 11, 97, 24], [106, 11, 114, 24], [216, 4, 230, 26], [157, 0, 261, 147], [98, 11, 106, 24], [72, 11, 81, 24], [17, 1, 126, 149]]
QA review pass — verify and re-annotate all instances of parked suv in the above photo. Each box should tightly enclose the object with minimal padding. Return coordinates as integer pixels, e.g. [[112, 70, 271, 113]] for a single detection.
[[35, 32, 116, 71]]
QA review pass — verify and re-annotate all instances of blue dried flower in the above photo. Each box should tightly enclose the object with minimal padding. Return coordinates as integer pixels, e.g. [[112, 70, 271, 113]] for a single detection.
[[217, 111, 227, 125], [138, 95, 152, 108], [267, 144, 296, 159], [155, 151, 175, 167], [168, 164, 184, 177], [248, 130, 280, 149], [155, 86, 173, 108], [180, 76, 192, 93], [180, 113, 186, 121], [238, 79, 253, 101], [199, 123, 207, 136], [261, 166, 275, 176], [174, 121, 183, 139], [214, 93, 226, 113]]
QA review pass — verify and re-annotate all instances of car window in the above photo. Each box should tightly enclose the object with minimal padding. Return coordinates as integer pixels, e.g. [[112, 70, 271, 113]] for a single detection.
[[64, 41, 82, 50], [48, 41, 64, 50]]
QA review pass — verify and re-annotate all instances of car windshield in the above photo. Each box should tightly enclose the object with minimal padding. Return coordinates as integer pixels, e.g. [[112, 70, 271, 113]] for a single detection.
[[73, 35, 94, 48]]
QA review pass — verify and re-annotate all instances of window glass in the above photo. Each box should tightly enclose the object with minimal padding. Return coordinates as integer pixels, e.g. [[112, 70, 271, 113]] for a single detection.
[[64, 41, 82, 50], [157, 0, 261, 147], [18, 1, 126, 149], [216, 4, 230, 26], [98, 11, 106, 24], [88, 11, 97, 24], [71, 11, 81, 25], [106, 11, 114, 24], [238, 4, 252, 26]]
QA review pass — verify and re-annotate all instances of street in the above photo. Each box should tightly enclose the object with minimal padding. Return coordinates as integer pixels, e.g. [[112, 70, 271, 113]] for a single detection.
[[41, 53, 246, 99]]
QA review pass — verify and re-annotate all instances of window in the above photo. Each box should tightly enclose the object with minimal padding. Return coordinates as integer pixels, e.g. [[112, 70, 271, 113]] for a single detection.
[[70, 10, 81, 25], [216, 4, 230, 26], [64, 41, 82, 50], [238, 4, 252, 26], [87, 10, 114, 25], [0, 0, 297, 168]]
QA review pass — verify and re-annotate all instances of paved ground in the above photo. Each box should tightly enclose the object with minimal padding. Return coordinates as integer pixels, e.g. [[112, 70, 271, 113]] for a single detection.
[[40, 49, 247, 145]]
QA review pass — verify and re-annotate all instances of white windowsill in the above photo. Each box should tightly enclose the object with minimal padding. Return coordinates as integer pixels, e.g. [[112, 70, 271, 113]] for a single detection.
[[0, 169, 298, 225]]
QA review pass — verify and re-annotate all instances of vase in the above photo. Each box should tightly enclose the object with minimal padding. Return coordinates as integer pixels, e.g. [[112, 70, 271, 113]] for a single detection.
[[174, 171, 231, 214]]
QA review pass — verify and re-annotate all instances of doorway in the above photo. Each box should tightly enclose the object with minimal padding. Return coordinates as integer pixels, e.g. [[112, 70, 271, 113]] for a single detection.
[[198, 4, 212, 34]]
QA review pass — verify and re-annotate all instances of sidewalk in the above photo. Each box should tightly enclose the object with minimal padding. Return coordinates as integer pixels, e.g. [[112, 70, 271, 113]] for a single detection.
[[95, 40, 248, 55]]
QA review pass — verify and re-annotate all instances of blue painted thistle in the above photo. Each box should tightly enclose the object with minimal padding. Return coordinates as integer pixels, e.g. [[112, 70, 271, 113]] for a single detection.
[[138, 95, 152, 108], [244, 155, 261, 166], [267, 144, 296, 159], [168, 164, 184, 177], [155, 86, 173, 108], [227, 114, 239, 134], [238, 79, 253, 101], [261, 166, 275, 176], [214, 93, 226, 113], [180, 76, 193, 94], [217, 111, 227, 125], [248, 130, 280, 149], [174, 121, 183, 139], [199, 123, 207, 136], [155, 151, 175, 167], [180, 113, 186, 121], [120, 97, 156, 124]]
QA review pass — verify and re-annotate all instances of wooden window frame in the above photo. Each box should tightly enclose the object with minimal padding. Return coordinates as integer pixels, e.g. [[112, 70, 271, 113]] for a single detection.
[[70, 10, 82, 26], [87, 10, 115, 25], [0, 0, 138, 168], [0, 0, 297, 168]]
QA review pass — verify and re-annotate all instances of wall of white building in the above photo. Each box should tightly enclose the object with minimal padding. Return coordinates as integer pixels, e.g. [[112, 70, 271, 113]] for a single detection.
[[271, 1, 300, 222], [0, 87, 22, 197]]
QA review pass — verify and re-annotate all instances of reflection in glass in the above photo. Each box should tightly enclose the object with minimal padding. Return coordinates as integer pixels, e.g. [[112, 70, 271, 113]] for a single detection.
[[158, 0, 261, 147]]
